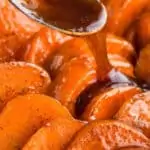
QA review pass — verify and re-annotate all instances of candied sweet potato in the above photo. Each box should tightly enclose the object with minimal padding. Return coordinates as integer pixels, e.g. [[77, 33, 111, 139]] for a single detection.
[[0, 94, 71, 150], [67, 120, 150, 150], [116, 92, 150, 138], [81, 86, 141, 121], [17, 27, 72, 66], [46, 38, 95, 79], [0, 62, 51, 110], [108, 54, 134, 77], [49, 58, 96, 116], [23, 118, 84, 150], [105, 0, 149, 36], [0, 0, 42, 62], [107, 34, 136, 62], [0, 0, 41, 37]]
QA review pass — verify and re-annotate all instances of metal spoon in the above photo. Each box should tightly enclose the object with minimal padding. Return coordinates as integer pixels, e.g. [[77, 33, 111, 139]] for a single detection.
[[8, 0, 107, 36]]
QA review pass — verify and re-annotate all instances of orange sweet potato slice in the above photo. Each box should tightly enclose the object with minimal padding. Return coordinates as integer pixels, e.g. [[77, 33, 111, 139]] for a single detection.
[[108, 54, 134, 77], [0, 94, 71, 150], [106, 34, 136, 62], [23, 118, 85, 150], [81, 86, 141, 121], [0, 1, 42, 62], [45, 38, 95, 79], [0, 0, 41, 37], [105, 0, 149, 36], [49, 58, 96, 116], [67, 120, 150, 150], [0, 61, 51, 110], [115, 92, 150, 138], [17, 27, 72, 66]]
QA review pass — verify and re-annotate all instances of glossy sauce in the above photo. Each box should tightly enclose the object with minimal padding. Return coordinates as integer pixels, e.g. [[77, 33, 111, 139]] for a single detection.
[[21, 0, 104, 33]]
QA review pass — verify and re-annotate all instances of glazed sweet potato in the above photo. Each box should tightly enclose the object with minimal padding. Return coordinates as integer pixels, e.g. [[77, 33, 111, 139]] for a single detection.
[[0, 0, 43, 62], [46, 38, 95, 79], [17, 27, 72, 66], [106, 34, 136, 62], [0, 62, 51, 110], [116, 92, 150, 138], [0, 0, 41, 37], [81, 86, 141, 121], [0, 94, 71, 150], [108, 54, 134, 77], [105, 0, 149, 36], [67, 120, 150, 149], [49, 58, 96, 116], [23, 118, 84, 150]]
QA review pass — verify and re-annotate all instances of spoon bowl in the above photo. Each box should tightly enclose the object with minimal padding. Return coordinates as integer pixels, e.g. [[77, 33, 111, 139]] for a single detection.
[[9, 0, 107, 36]]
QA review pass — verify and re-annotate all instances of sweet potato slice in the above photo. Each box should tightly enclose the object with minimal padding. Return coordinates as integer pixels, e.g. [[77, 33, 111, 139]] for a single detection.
[[105, 0, 149, 36], [23, 118, 84, 150], [82, 86, 141, 121], [116, 92, 150, 138], [0, 0, 41, 37], [17, 27, 72, 66], [67, 120, 150, 150], [0, 61, 51, 110], [45, 38, 95, 79], [49, 58, 96, 116], [0, 1, 42, 62], [108, 54, 134, 77], [107, 34, 135, 62], [0, 94, 71, 150]]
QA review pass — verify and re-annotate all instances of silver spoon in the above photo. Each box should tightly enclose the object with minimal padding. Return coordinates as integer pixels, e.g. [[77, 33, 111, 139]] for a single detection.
[[8, 0, 107, 36]]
